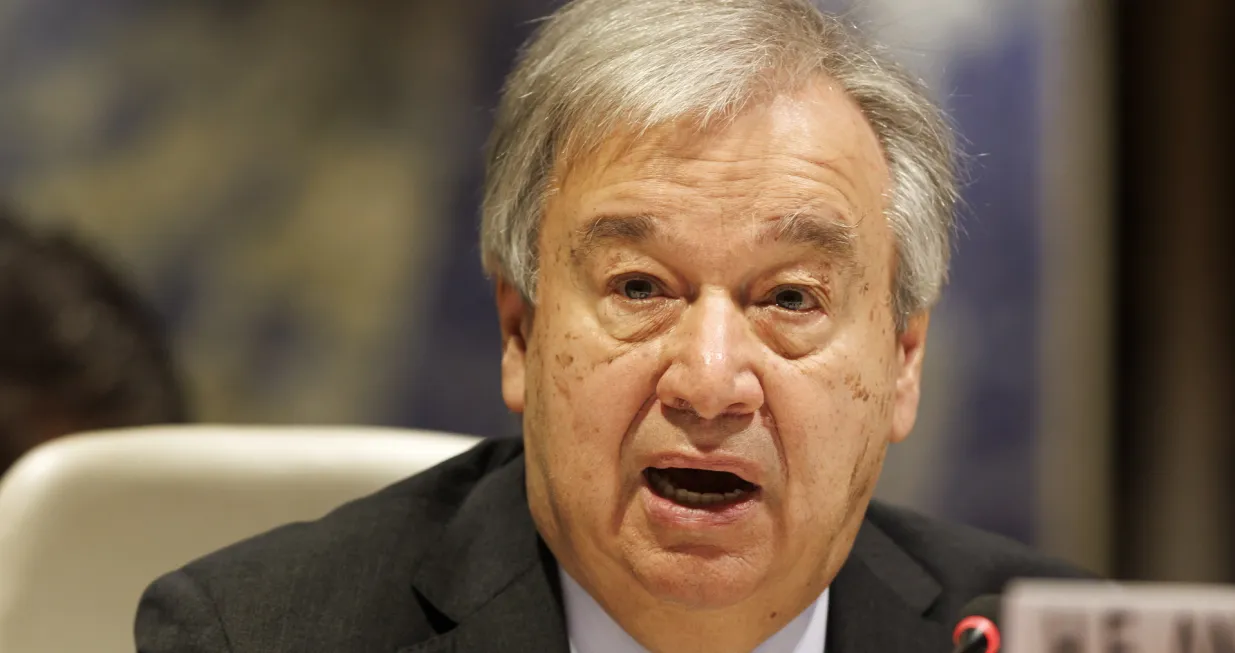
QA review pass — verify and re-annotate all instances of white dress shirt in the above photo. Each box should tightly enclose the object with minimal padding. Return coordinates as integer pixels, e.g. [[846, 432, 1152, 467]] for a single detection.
[[561, 571, 829, 653]]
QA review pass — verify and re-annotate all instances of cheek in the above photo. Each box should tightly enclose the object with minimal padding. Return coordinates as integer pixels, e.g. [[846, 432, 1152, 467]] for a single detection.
[[530, 305, 663, 477], [764, 340, 897, 526], [526, 319, 666, 546]]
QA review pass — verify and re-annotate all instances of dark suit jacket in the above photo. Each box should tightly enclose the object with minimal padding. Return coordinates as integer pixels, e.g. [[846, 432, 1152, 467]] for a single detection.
[[135, 438, 1087, 652]]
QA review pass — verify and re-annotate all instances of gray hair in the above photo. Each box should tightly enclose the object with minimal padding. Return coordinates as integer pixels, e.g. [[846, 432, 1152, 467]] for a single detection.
[[480, 0, 958, 326]]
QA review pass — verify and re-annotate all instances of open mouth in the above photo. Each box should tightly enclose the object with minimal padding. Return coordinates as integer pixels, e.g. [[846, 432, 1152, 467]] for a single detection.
[[644, 467, 760, 509]]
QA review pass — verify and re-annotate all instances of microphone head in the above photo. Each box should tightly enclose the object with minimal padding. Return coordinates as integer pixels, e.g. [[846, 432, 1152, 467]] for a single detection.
[[953, 595, 1002, 653]]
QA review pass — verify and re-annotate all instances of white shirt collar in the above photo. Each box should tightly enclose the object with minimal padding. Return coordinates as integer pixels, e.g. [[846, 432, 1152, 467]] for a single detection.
[[561, 570, 829, 653]]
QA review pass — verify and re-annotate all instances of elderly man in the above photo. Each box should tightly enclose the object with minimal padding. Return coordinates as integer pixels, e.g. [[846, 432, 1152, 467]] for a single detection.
[[136, 0, 1085, 651]]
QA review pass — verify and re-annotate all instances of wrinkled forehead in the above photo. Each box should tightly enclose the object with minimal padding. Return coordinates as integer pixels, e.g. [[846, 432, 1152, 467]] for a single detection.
[[549, 79, 889, 213], [544, 80, 892, 253]]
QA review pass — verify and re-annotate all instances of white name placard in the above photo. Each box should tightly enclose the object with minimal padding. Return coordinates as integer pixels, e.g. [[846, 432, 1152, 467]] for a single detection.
[[1003, 580, 1235, 653]]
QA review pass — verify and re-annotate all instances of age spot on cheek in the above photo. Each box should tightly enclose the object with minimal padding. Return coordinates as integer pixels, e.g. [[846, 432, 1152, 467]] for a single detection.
[[554, 373, 573, 399], [844, 372, 873, 402], [552, 352, 581, 394]]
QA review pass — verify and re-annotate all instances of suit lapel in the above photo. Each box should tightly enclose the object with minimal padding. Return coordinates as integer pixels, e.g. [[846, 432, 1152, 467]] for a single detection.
[[399, 559, 567, 653], [826, 518, 953, 653], [401, 454, 570, 653]]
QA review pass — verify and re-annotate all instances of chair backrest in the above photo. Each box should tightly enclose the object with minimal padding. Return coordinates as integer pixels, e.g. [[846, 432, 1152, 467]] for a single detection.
[[0, 424, 482, 653]]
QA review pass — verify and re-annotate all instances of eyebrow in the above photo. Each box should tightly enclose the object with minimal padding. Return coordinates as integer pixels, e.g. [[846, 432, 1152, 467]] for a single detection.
[[571, 213, 660, 264], [759, 210, 858, 269], [569, 210, 858, 267]]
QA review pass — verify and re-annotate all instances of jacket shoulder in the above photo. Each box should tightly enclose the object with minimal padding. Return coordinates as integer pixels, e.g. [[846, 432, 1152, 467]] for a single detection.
[[139, 437, 522, 652], [865, 500, 1093, 611]]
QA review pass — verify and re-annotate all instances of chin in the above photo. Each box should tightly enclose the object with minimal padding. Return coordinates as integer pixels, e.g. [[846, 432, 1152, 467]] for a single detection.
[[630, 547, 767, 609]]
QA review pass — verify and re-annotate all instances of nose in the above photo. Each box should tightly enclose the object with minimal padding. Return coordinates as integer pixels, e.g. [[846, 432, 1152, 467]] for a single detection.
[[656, 290, 765, 420]]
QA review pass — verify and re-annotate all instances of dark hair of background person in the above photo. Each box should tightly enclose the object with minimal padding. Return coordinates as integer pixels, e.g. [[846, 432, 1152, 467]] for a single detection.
[[0, 205, 188, 476]]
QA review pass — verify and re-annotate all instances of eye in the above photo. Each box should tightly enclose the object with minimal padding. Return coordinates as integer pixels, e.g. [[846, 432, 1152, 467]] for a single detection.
[[770, 286, 819, 312], [617, 276, 662, 300]]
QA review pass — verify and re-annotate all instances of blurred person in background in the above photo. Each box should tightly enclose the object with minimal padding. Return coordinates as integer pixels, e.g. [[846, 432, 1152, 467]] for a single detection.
[[0, 206, 188, 476]]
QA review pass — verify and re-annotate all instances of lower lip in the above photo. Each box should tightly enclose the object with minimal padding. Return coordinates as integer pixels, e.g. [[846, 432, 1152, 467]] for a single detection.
[[640, 481, 760, 528]]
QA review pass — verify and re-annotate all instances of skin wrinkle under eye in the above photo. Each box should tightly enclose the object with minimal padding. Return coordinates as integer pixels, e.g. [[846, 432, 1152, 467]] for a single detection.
[[602, 275, 836, 360], [595, 262, 846, 363]]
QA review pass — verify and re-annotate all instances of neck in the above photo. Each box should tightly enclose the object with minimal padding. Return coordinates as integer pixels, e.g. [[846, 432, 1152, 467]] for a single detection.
[[564, 564, 827, 653]]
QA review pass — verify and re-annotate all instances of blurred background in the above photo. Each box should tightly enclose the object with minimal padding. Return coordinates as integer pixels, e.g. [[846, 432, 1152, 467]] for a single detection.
[[0, 0, 1228, 583]]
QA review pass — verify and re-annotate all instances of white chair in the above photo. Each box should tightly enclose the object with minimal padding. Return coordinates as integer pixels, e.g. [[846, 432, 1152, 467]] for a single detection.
[[0, 424, 482, 653]]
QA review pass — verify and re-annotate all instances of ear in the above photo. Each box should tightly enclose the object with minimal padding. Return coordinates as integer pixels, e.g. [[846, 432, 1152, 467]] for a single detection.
[[890, 311, 930, 443], [496, 279, 530, 413]]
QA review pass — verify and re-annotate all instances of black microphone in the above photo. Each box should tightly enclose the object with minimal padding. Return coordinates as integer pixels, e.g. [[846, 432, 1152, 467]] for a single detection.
[[952, 595, 1003, 653]]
